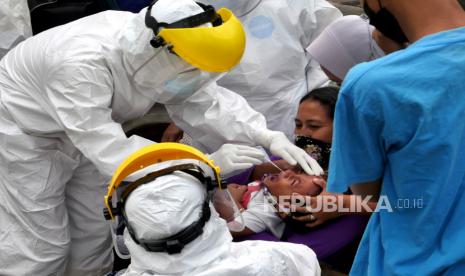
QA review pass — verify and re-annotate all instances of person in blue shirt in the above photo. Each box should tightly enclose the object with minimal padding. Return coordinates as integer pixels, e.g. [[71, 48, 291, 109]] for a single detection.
[[327, 0, 465, 274]]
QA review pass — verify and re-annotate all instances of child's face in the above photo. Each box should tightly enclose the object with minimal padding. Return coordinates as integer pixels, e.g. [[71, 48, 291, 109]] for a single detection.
[[294, 99, 333, 143], [263, 169, 323, 198]]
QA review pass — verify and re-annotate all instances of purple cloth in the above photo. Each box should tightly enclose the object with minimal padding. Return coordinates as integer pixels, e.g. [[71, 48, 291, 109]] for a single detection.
[[227, 158, 369, 260], [284, 215, 368, 259], [235, 215, 369, 260]]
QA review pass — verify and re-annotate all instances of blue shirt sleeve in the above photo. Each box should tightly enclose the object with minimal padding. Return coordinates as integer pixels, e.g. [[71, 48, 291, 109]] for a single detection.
[[327, 91, 386, 193]]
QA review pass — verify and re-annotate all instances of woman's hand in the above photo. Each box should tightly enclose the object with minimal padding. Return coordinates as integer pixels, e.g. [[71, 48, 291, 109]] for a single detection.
[[289, 176, 378, 228], [292, 193, 344, 228], [290, 177, 344, 228]]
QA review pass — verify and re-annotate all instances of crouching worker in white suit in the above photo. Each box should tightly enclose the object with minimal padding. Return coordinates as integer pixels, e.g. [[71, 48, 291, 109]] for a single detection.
[[0, 0, 323, 275], [103, 143, 320, 276]]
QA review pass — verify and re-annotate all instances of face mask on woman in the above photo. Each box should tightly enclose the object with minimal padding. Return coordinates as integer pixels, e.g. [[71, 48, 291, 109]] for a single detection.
[[295, 135, 331, 171]]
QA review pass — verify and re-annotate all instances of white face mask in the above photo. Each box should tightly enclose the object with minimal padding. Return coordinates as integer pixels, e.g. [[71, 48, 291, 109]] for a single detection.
[[159, 68, 223, 104], [130, 48, 222, 104], [131, 48, 188, 89]]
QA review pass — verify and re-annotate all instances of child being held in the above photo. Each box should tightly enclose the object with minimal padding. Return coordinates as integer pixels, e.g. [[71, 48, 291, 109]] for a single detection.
[[220, 168, 325, 238]]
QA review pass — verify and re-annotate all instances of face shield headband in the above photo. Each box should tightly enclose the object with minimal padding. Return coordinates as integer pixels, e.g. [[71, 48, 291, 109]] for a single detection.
[[145, 0, 222, 47], [103, 143, 225, 254], [144, 0, 246, 72]]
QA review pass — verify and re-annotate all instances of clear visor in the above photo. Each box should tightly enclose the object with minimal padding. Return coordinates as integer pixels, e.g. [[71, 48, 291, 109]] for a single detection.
[[210, 188, 245, 232]]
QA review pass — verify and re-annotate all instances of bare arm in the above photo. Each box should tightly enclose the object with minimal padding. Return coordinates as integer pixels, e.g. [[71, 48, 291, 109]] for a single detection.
[[292, 179, 381, 227], [350, 179, 382, 201], [230, 227, 256, 239]]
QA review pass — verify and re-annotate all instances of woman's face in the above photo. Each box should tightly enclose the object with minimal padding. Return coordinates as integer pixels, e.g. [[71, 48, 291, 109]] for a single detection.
[[295, 99, 333, 143], [263, 170, 323, 198]]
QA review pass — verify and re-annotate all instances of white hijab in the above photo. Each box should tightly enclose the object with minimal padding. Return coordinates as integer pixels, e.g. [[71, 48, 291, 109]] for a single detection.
[[307, 15, 385, 80]]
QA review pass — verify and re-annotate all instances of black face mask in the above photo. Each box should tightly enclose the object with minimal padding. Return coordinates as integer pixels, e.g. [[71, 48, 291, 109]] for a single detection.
[[363, 0, 408, 44], [295, 136, 331, 171]]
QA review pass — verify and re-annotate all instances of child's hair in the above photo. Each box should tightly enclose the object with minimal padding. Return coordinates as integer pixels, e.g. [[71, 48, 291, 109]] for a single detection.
[[299, 86, 340, 119]]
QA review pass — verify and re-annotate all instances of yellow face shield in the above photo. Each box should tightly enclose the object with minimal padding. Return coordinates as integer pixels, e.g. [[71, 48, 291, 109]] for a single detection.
[[146, 2, 246, 72], [103, 142, 222, 220]]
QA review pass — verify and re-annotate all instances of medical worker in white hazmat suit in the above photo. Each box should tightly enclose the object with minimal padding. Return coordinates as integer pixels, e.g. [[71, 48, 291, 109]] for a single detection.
[[121, 175, 321, 276], [164, 0, 342, 147]]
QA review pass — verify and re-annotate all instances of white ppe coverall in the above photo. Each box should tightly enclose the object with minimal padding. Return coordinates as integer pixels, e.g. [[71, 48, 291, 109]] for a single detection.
[[188, 0, 342, 144], [120, 173, 321, 276], [0, 1, 270, 275], [0, 0, 32, 60]]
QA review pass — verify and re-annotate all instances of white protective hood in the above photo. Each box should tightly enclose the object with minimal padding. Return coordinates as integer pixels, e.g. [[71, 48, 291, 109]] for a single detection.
[[122, 173, 232, 275], [121, 173, 320, 276]]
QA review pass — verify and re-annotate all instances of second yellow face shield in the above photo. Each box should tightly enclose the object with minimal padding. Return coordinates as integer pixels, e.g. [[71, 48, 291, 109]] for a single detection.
[[103, 142, 222, 220]]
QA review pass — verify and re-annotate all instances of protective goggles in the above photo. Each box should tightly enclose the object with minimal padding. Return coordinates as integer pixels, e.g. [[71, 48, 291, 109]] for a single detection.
[[145, 0, 246, 72], [103, 143, 244, 254]]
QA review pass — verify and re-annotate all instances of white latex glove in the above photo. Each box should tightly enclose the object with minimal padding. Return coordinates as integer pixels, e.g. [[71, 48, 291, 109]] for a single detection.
[[255, 130, 324, 176], [208, 144, 267, 176]]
